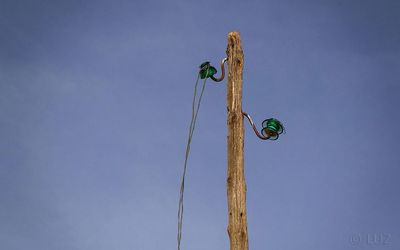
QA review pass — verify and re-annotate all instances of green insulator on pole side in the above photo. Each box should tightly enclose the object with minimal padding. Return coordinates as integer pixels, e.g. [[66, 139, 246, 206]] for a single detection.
[[262, 118, 284, 134], [261, 118, 284, 140]]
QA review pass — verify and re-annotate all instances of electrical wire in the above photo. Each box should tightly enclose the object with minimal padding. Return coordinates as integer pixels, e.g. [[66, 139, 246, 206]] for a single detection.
[[177, 70, 208, 250]]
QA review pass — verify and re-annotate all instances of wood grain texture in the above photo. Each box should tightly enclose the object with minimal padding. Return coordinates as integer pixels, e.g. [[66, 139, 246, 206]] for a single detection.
[[226, 31, 248, 250]]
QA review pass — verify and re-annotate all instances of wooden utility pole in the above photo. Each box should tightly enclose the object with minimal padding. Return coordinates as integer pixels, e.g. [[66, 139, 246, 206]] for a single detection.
[[226, 32, 248, 250]]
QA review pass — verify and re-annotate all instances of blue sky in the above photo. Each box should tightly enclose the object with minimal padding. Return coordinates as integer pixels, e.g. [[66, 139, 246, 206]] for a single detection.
[[1, 0, 399, 249]]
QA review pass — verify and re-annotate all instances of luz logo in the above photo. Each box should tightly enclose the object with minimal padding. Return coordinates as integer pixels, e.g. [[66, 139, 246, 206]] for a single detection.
[[349, 233, 391, 246]]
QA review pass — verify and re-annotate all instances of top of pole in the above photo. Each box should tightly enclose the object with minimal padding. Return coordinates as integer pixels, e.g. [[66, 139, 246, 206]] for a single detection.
[[226, 31, 243, 114]]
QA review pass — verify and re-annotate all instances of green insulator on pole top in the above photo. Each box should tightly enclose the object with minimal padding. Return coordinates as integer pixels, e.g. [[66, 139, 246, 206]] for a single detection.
[[199, 61, 217, 79]]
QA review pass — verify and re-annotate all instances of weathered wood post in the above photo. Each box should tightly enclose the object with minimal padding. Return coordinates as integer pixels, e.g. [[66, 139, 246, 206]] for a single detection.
[[226, 31, 248, 250]]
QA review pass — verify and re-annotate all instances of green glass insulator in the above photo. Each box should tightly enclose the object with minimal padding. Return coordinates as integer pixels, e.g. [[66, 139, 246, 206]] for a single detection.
[[199, 62, 218, 79], [262, 118, 284, 134]]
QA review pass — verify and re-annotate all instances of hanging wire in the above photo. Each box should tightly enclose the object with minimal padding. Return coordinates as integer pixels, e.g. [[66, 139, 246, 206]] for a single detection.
[[177, 67, 209, 250]]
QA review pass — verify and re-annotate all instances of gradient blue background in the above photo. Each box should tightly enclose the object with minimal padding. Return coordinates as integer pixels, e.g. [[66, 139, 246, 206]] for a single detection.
[[1, 0, 399, 249]]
